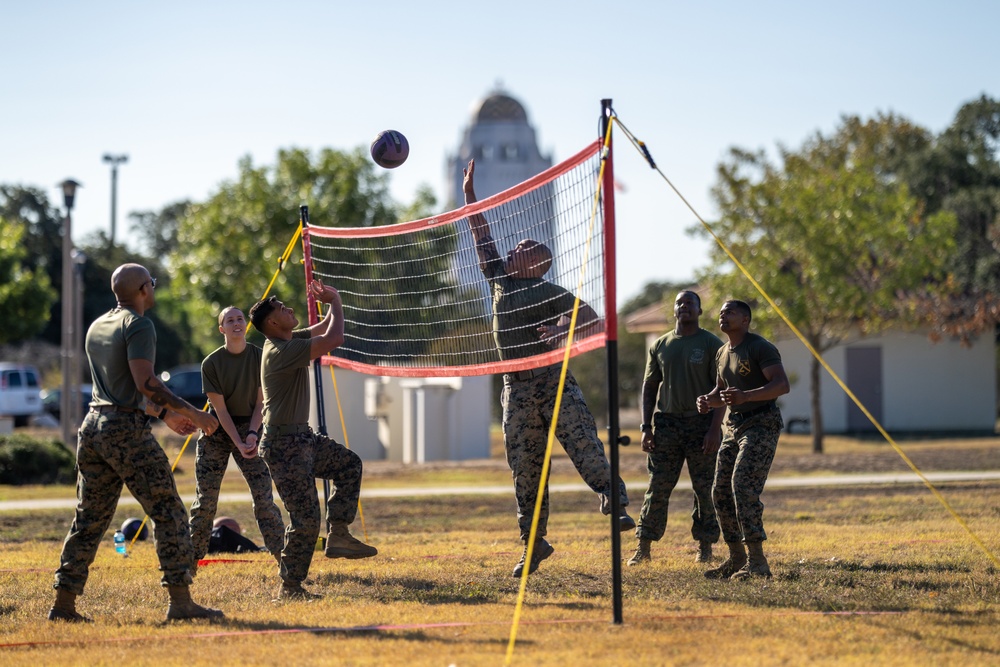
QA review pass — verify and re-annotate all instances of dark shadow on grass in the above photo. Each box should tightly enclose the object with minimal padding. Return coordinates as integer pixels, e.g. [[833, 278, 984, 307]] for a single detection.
[[311, 571, 502, 605], [828, 560, 972, 575]]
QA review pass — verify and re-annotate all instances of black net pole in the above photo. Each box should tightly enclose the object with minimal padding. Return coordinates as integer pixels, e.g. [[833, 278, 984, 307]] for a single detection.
[[600, 99, 625, 625]]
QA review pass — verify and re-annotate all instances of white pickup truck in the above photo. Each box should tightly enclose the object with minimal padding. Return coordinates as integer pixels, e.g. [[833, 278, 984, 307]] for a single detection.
[[0, 363, 43, 427]]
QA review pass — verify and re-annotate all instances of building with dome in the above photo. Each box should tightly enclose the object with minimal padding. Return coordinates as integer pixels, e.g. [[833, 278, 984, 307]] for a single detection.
[[446, 88, 552, 208], [446, 88, 581, 298]]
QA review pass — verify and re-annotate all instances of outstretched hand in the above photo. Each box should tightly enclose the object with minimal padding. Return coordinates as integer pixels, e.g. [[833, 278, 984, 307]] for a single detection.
[[463, 159, 475, 194], [309, 279, 340, 305]]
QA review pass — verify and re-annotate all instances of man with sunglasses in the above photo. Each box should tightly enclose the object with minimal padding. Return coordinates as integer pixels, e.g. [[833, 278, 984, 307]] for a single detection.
[[50, 264, 223, 622]]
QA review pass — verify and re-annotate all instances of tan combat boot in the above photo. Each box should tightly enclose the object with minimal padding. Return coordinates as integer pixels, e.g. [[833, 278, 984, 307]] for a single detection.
[[47, 588, 92, 623], [325, 523, 378, 559], [627, 538, 652, 566], [696, 540, 713, 563], [274, 581, 322, 601], [704, 541, 746, 579], [165, 585, 225, 621], [512, 537, 555, 577], [730, 541, 772, 580]]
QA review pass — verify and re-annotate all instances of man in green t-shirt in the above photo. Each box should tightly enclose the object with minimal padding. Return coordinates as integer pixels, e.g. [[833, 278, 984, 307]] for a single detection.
[[50, 264, 223, 623], [249, 279, 376, 601], [697, 300, 789, 580], [628, 291, 725, 567], [463, 159, 633, 578], [188, 306, 285, 563]]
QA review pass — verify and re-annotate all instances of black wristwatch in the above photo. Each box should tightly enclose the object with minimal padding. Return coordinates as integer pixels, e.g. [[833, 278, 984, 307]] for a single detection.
[[640, 423, 652, 432], [157, 407, 168, 420], [246, 430, 258, 439]]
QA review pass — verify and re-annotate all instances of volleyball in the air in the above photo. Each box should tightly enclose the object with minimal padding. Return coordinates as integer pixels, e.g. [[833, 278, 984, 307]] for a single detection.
[[370, 130, 409, 169]]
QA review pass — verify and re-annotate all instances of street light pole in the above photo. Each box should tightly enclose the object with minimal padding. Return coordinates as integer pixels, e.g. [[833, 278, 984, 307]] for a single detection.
[[70, 249, 87, 436], [59, 179, 81, 449], [102, 154, 128, 247]]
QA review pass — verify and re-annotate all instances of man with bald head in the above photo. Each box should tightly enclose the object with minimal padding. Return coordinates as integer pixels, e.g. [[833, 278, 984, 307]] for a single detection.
[[50, 263, 224, 622], [463, 159, 633, 578]]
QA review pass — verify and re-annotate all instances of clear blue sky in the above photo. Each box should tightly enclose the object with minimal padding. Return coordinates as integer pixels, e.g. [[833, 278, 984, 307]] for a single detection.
[[2, 1, 996, 305]]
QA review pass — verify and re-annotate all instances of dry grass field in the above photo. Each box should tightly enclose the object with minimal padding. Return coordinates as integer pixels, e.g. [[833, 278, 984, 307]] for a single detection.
[[0, 429, 997, 666]]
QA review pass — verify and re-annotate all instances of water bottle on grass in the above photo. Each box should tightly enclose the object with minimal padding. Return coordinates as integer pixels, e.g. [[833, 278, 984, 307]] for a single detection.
[[114, 529, 128, 557]]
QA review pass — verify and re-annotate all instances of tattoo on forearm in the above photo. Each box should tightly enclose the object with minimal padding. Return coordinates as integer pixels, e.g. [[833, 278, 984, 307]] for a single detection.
[[143, 378, 187, 410]]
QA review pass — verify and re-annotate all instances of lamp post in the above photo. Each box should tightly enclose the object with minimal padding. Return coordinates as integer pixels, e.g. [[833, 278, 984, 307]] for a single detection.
[[59, 179, 81, 449], [69, 248, 87, 436], [102, 154, 128, 247]]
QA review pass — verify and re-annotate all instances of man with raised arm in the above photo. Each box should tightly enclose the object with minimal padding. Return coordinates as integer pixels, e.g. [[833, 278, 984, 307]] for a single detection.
[[249, 280, 376, 601], [49, 263, 223, 623], [188, 306, 285, 564], [628, 290, 724, 566], [462, 158, 633, 578], [697, 299, 790, 580]]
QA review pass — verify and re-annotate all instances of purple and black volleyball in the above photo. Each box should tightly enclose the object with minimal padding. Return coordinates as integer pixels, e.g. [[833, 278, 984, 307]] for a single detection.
[[370, 130, 409, 169]]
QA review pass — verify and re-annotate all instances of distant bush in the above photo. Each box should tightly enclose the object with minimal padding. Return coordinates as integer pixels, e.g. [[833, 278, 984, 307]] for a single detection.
[[0, 434, 76, 485]]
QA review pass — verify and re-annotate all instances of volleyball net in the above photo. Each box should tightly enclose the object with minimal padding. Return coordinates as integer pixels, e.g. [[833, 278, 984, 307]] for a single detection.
[[302, 140, 609, 377]]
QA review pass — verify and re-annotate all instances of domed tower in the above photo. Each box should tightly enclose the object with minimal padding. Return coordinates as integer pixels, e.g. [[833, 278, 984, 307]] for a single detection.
[[447, 88, 553, 208]]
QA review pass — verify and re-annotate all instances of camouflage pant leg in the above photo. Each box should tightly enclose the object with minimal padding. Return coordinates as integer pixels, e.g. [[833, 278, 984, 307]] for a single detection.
[[57, 411, 195, 591], [311, 432, 363, 532], [502, 379, 552, 541], [189, 430, 231, 561], [713, 411, 782, 544], [260, 432, 319, 585], [552, 373, 628, 507], [682, 417, 721, 544], [638, 414, 718, 543], [54, 411, 126, 595], [225, 423, 285, 557]]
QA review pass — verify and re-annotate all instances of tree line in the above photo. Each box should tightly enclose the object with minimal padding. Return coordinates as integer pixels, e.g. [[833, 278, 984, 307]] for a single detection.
[[1, 95, 997, 453]]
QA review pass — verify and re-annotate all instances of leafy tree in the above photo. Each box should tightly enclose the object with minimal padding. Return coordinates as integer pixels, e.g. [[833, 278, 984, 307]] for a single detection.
[[693, 114, 956, 453], [898, 95, 1000, 340], [0, 186, 65, 345], [0, 217, 56, 344], [128, 200, 191, 259], [170, 148, 448, 356]]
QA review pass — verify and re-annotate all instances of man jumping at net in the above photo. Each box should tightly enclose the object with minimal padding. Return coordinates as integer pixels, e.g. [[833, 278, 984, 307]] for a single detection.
[[463, 158, 633, 578], [249, 280, 376, 601]]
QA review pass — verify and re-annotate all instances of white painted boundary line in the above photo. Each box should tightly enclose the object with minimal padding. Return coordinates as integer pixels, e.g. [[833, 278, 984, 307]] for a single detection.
[[2, 471, 998, 511]]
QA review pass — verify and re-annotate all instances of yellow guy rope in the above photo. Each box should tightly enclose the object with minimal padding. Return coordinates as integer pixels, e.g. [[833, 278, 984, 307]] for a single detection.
[[130, 223, 304, 548], [612, 116, 999, 569], [504, 120, 613, 666]]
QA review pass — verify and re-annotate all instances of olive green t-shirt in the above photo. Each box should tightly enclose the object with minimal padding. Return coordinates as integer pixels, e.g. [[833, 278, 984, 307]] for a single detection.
[[201, 344, 262, 418], [644, 328, 723, 414], [261, 330, 312, 426], [86, 307, 156, 409], [715, 333, 783, 413], [476, 235, 580, 361]]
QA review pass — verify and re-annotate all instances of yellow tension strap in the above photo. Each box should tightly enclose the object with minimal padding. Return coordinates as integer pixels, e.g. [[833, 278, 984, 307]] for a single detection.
[[611, 115, 999, 569], [130, 224, 305, 548], [505, 120, 613, 666]]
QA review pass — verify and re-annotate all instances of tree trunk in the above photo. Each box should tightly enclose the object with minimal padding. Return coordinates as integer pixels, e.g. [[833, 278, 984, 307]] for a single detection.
[[810, 348, 824, 454]]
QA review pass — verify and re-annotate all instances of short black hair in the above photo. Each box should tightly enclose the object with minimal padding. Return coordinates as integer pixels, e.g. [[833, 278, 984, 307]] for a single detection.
[[676, 290, 702, 309], [249, 296, 279, 332], [723, 299, 752, 324]]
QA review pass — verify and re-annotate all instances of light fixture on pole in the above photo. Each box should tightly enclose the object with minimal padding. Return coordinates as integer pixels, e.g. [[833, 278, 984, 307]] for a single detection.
[[70, 248, 87, 435], [102, 154, 128, 247], [59, 179, 81, 449]]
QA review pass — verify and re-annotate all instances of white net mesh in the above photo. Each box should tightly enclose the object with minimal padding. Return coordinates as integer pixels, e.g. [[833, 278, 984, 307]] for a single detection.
[[305, 141, 608, 377]]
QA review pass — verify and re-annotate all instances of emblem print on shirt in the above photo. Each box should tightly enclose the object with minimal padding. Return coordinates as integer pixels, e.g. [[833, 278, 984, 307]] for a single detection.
[[690, 348, 705, 364], [738, 359, 752, 376]]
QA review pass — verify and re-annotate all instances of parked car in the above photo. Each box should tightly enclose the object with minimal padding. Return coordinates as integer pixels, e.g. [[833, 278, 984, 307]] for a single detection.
[[0, 363, 44, 427], [160, 365, 207, 409], [41, 384, 94, 425]]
